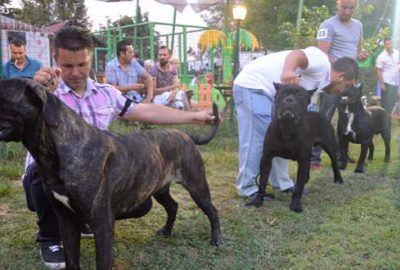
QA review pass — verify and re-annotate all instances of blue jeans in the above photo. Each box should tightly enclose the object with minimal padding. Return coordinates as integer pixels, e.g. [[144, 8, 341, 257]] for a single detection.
[[233, 84, 294, 197], [310, 92, 341, 164]]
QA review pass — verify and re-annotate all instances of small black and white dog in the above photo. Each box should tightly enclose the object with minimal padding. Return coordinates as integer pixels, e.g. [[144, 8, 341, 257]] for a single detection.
[[337, 84, 391, 173]]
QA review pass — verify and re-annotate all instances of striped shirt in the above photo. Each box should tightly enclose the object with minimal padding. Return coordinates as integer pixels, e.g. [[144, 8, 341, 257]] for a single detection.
[[23, 78, 136, 174]]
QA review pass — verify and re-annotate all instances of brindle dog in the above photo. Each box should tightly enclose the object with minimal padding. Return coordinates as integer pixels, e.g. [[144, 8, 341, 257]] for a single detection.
[[0, 78, 222, 269]]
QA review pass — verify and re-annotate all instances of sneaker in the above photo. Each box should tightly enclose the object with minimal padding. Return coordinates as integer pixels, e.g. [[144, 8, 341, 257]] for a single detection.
[[81, 223, 94, 238], [40, 242, 66, 269]]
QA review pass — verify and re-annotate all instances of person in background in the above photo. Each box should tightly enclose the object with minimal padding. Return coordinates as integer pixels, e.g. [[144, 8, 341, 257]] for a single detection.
[[105, 39, 153, 103], [311, 0, 368, 170], [3, 38, 42, 79], [151, 46, 190, 110], [376, 37, 399, 114]]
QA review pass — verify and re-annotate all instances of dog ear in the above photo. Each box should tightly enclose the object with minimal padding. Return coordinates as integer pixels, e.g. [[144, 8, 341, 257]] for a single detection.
[[25, 80, 60, 127], [273, 82, 283, 91]]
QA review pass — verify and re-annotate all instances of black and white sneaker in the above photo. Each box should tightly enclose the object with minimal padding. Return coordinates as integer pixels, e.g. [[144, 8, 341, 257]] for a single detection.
[[81, 223, 94, 238], [40, 242, 66, 269]]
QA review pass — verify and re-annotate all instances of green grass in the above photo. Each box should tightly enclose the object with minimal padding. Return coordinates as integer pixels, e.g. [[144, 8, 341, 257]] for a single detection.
[[0, 119, 400, 269]]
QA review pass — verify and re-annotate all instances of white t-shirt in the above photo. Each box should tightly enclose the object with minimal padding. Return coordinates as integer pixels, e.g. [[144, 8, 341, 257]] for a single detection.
[[376, 49, 399, 86], [233, 46, 331, 97]]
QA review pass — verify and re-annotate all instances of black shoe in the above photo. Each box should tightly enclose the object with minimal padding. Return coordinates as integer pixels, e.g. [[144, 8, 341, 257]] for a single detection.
[[40, 241, 65, 269], [282, 186, 295, 193], [248, 191, 275, 201]]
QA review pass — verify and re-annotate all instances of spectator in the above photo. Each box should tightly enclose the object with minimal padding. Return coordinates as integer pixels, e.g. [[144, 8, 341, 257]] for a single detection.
[[150, 46, 190, 110], [311, 0, 368, 169], [233, 46, 359, 200], [27, 26, 216, 269], [105, 39, 153, 103], [376, 37, 399, 114], [3, 39, 42, 79]]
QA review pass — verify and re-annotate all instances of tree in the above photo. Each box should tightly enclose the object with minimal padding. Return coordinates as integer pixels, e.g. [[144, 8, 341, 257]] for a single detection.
[[14, 0, 90, 27], [98, 13, 160, 61], [278, 5, 330, 49]]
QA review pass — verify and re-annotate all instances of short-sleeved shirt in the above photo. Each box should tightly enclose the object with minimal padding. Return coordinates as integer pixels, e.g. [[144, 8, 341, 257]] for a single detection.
[[150, 64, 177, 89], [376, 49, 400, 86], [23, 78, 135, 173], [105, 57, 145, 87], [233, 46, 331, 98], [3, 56, 42, 79], [316, 15, 363, 61]]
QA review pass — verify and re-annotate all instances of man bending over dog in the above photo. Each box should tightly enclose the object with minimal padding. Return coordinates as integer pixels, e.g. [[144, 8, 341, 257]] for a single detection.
[[233, 46, 358, 202], [24, 26, 216, 269]]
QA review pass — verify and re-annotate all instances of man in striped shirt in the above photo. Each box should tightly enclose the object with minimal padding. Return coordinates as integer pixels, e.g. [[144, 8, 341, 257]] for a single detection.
[[25, 26, 216, 270]]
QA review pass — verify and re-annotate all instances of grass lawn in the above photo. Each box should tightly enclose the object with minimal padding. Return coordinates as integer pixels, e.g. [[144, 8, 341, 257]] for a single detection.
[[0, 118, 399, 269]]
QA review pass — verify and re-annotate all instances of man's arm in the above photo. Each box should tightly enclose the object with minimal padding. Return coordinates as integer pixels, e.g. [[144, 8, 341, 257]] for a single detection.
[[357, 40, 369, 61], [153, 79, 179, 95], [317, 41, 334, 63], [376, 67, 385, 92], [122, 103, 214, 125], [280, 50, 309, 85], [111, 83, 145, 94], [141, 72, 154, 103]]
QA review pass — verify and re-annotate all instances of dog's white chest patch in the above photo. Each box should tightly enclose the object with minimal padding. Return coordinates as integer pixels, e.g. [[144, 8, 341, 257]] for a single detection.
[[52, 191, 76, 213]]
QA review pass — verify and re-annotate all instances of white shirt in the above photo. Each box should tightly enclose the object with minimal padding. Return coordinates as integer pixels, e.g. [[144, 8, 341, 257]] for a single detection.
[[233, 46, 331, 98], [376, 49, 399, 86]]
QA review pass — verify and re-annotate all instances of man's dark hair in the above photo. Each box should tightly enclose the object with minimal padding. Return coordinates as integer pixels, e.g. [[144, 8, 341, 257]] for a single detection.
[[116, 39, 132, 57], [383, 37, 392, 43], [9, 38, 25, 47], [332, 57, 359, 80], [158, 45, 171, 55], [54, 26, 94, 54]]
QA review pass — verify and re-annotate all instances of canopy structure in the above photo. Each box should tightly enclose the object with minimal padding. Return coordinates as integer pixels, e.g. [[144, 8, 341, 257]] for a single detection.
[[197, 29, 226, 53], [238, 28, 260, 51], [154, 0, 223, 13]]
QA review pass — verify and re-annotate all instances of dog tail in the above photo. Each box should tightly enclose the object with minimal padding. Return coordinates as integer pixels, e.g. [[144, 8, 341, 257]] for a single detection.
[[190, 103, 220, 145]]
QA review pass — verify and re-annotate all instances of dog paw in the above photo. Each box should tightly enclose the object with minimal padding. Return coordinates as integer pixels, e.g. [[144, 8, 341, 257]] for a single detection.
[[354, 168, 364, 173], [210, 236, 223, 247], [289, 202, 303, 213], [157, 227, 172, 237], [334, 177, 344, 184], [245, 195, 264, 208]]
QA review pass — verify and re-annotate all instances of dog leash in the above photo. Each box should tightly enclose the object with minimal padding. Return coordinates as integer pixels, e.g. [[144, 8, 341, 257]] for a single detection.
[[119, 95, 140, 117]]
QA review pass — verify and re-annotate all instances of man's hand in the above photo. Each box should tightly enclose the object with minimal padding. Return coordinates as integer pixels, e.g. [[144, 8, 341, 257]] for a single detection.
[[357, 50, 369, 62], [280, 70, 300, 85], [34, 67, 62, 92], [168, 90, 177, 102], [192, 109, 216, 126], [380, 82, 386, 92], [132, 83, 144, 91]]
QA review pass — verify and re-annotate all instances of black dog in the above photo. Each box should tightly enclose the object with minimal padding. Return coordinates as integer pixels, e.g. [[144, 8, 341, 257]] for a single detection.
[[337, 84, 391, 173], [0, 78, 222, 269], [247, 83, 343, 212]]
